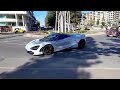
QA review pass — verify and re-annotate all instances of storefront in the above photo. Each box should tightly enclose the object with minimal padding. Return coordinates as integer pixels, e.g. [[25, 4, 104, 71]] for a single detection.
[[0, 26, 12, 32]]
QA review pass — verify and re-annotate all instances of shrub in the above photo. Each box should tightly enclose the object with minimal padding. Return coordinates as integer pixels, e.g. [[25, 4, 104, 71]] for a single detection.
[[78, 30, 87, 33]]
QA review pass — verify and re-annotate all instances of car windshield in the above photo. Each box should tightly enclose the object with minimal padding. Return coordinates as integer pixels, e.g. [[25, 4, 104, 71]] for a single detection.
[[39, 33, 58, 41], [39, 33, 71, 41]]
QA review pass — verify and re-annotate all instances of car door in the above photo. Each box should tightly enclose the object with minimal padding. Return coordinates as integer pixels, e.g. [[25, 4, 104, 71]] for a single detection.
[[68, 36, 78, 47], [53, 35, 71, 50]]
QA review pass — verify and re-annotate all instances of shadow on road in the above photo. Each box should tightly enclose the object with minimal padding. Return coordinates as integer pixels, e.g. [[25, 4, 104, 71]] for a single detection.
[[0, 36, 119, 79], [98, 37, 120, 56]]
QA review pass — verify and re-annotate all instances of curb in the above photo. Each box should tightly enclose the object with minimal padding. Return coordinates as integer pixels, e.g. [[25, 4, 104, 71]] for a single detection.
[[23, 33, 47, 38], [85, 32, 105, 36], [24, 32, 105, 38]]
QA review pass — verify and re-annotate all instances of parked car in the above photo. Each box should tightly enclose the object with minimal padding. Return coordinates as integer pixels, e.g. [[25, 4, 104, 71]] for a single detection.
[[14, 28, 26, 33], [106, 27, 120, 37], [25, 33, 86, 55]]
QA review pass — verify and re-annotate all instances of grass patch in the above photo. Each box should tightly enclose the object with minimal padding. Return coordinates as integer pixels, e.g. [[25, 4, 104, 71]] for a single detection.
[[56, 30, 88, 34], [75, 30, 87, 34], [35, 30, 54, 35]]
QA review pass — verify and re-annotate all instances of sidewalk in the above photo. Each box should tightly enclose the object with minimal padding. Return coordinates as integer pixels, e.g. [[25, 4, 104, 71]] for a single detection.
[[24, 33, 47, 38], [24, 31, 105, 38], [85, 31, 105, 36]]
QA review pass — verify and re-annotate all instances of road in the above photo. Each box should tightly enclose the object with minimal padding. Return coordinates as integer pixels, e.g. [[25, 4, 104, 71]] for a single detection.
[[0, 34, 120, 79]]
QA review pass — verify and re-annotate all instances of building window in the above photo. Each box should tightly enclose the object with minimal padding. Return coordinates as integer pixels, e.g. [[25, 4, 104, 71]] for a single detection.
[[6, 22, 12, 26], [6, 15, 15, 19], [19, 22, 23, 26], [0, 15, 6, 18], [11, 22, 16, 26], [0, 15, 15, 19], [0, 22, 6, 26], [0, 22, 16, 26], [18, 15, 22, 19]]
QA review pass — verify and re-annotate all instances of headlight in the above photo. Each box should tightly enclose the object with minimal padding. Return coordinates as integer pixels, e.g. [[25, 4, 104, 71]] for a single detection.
[[31, 45, 40, 50]]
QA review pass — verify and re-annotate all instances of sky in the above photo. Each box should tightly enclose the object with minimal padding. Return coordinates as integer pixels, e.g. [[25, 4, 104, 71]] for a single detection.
[[33, 11, 92, 26], [34, 11, 47, 26], [82, 11, 92, 13]]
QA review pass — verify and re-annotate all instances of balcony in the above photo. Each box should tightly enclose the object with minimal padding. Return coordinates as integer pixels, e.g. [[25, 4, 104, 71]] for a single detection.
[[0, 18, 16, 22], [0, 18, 22, 22]]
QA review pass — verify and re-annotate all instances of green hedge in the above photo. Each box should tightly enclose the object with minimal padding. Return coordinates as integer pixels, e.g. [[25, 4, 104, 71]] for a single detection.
[[60, 30, 87, 34], [77, 30, 87, 33], [36, 30, 87, 35]]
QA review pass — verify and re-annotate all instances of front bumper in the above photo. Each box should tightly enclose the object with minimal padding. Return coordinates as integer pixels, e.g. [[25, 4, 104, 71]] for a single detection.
[[26, 49, 43, 55], [27, 51, 34, 54], [25, 45, 43, 55]]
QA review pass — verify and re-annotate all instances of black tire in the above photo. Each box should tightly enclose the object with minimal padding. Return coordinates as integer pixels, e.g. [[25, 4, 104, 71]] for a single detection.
[[106, 35, 109, 37], [15, 31, 18, 34], [42, 44, 54, 55], [78, 39, 86, 49]]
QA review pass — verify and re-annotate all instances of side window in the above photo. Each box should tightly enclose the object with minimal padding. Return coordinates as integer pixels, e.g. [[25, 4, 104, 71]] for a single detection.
[[57, 35, 70, 40]]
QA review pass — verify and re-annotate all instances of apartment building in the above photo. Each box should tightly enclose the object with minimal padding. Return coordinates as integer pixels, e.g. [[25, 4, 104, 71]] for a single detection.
[[92, 11, 108, 26], [85, 12, 94, 25], [107, 11, 120, 24], [0, 11, 36, 32], [88, 11, 120, 26]]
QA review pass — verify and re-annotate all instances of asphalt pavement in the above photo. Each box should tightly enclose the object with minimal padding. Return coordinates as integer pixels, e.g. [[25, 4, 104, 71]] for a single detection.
[[0, 34, 120, 79]]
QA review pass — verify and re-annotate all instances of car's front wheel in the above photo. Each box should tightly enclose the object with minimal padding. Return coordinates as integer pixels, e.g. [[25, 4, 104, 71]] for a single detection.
[[42, 44, 54, 55], [23, 31, 25, 33], [78, 39, 86, 49]]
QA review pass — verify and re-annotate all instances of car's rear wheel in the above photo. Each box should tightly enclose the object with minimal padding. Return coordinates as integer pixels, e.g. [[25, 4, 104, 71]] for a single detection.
[[42, 44, 54, 55], [106, 35, 109, 37], [78, 39, 85, 49], [15, 31, 18, 34]]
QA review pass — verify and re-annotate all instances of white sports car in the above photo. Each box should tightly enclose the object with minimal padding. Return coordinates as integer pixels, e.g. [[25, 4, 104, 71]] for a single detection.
[[25, 33, 86, 55]]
